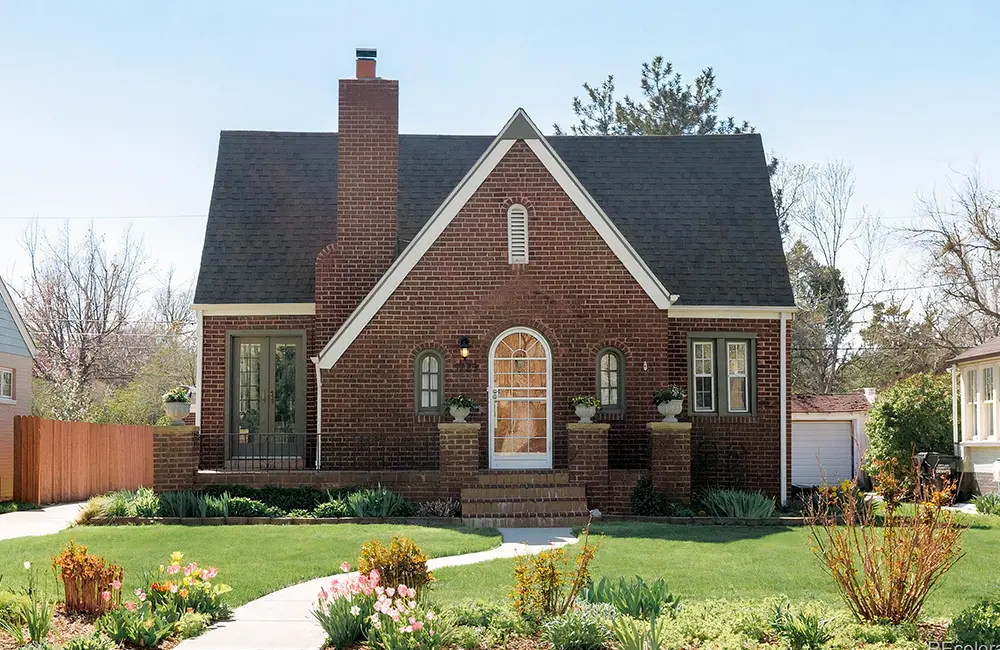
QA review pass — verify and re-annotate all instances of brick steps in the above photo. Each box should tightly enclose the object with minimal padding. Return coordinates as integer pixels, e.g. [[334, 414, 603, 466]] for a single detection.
[[461, 472, 588, 527]]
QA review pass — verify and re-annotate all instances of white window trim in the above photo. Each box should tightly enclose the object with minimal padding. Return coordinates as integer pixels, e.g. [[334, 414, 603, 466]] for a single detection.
[[985, 367, 996, 441], [507, 204, 529, 264], [965, 369, 980, 441], [727, 341, 749, 413], [693, 341, 715, 412], [0, 367, 14, 402]]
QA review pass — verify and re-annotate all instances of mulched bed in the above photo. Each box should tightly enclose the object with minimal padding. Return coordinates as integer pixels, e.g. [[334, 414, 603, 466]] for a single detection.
[[0, 605, 181, 650]]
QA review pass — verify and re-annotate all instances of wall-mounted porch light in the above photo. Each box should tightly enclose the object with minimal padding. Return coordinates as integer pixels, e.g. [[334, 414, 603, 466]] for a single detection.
[[459, 336, 470, 359]]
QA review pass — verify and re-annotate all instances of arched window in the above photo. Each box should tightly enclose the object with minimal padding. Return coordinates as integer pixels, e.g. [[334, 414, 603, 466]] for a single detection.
[[507, 204, 529, 264], [596, 348, 625, 413], [414, 350, 444, 415]]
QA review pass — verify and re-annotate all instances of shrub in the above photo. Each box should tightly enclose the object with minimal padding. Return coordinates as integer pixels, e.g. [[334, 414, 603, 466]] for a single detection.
[[808, 457, 965, 624], [314, 500, 349, 518], [973, 492, 1000, 515], [511, 525, 600, 622], [446, 601, 528, 645], [0, 591, 29, 627], [630, 475, 667, 516], [285, 508, 314, 518], [175, 611, 212, 639], [699, 488, 775, 518], [346, 486, 415, 517], [768, 602, 833, 650], [543, 608, 611, 650], [157, 491, 206, 518], [612, 615, 668, 650], [313, 569, 380, 649], [62, 633, 118, 650], [416, 498, 461, 518], [52, 540, 124, 613], [144, 552, 232, 621], [864, 372, 953, 476], [226, 497, 270, 517], [359, 536, 433, 597], [952, 598, 1000, 645], [583, 576, 681, 618], [204, 493, 231, 518], [97, 599, 175, 648], [130, 487, 160, 517]]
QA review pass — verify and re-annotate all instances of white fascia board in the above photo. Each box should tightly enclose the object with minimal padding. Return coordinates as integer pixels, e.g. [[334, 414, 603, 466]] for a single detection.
[[669, 305, 799, 320], [193, 303, 316, 316], [0, 277, 37, 357]]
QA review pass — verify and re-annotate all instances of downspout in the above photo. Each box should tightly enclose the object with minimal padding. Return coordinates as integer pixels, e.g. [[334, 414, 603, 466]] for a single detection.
[[952, 364, 961, 459], [194, 309, 203, 427], [311, 356, 322, 470], [779, 311, 789, 506]]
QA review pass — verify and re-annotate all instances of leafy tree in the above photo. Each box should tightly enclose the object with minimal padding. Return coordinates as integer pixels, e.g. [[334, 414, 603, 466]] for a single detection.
[[864, 373, 954, 475]]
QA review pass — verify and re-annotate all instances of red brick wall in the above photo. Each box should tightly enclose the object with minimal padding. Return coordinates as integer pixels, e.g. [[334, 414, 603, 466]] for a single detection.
[[199, 315, 316, 468], [153, 427, 199, 492], [315, 140, 790, 498]]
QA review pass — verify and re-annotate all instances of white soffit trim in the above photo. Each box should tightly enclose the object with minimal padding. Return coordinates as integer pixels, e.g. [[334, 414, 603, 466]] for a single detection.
[[669, 305, 799, 320], [0, 277, 37, 357], [193, 303, 316, 316], [317, 108, 678, 369]]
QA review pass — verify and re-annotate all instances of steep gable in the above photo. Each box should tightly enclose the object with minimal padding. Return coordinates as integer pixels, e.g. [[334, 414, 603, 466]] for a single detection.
[[0, 278, 34, 358]]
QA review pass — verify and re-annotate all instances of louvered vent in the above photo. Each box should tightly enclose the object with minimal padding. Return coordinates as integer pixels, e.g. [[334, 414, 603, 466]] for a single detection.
[[507, 205, 529, 264]]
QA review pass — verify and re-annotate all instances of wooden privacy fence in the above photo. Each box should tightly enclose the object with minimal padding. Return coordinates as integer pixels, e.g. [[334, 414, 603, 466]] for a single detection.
[[13, 416, 154, 504]]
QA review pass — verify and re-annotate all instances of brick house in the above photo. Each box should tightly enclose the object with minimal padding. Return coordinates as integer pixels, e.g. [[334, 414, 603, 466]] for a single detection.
[[190, 50, 795, 524]]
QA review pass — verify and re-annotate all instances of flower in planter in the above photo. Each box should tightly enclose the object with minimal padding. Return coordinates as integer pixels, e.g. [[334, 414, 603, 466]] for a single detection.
[[653, 386, 686, 405], [443, 395, 479, 410], [569, 395, 601, 409], [162, 386, 191, 404]]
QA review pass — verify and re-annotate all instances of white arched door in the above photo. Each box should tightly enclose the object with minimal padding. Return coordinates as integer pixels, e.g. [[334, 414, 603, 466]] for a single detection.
[[488, 327, 553, 469]]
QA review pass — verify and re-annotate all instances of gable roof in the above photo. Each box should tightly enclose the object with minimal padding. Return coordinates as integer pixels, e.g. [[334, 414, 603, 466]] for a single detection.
[[0, 277, 36, 358], [791, 393, 872, 414], [194, 122, 793, 310], [951, 336, 1000, 365]]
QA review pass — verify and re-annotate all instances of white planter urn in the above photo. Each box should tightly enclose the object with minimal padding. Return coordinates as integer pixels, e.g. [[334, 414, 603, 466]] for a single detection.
[[449, 405, 471, 423], [657, 399, 684, 423], [575, 404, 597, 424], [164, 401, 191, 426]]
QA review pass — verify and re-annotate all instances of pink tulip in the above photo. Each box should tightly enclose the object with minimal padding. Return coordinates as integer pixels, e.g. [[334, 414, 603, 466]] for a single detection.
[[426, 611, 435, 621], [101, 591, 111, 602], [125, 601, 137, 612], [340, 562, 350, 572], [167, 565, 180, 575], [386, 587, 395, 597], [412, 621, 423, 631], [169, 584, 179, 593], [112, 580, 122, 590]]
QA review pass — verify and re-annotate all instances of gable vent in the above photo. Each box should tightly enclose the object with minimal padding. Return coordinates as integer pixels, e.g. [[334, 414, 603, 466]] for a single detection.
[[507, 204, 529, 264]]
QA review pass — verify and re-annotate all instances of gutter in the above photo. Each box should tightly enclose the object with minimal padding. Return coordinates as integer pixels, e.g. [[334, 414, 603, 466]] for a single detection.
[[779, 311, 789, 506], [311, 356, 322, 470]]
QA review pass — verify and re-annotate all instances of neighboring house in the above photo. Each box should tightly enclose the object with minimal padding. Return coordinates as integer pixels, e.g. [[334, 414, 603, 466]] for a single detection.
[[0, 277, 35, 501], [951, 337, 1000, 493], [191, 50, 796, 518], [790, 392, 873, 488]]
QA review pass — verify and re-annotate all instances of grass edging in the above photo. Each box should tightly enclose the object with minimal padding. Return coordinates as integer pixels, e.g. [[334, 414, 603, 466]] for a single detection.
[[86, 515, 464, 526], [600, 514, 811, 526]]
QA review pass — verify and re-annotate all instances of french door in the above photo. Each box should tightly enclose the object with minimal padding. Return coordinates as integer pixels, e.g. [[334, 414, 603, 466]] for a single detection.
[[488, 328, 552, 469], [229, 335, 306, 458]]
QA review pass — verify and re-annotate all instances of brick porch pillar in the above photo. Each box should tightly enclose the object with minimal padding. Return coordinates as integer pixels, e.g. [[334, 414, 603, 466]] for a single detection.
[[648, 422, 692, 504], [439, 423, 480, 500], [152, 426, 200, 492], [567, 423, 609, 512]]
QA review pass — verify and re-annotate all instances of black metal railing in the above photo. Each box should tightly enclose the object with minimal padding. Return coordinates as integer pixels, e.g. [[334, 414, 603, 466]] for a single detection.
[[198, 433, 319, 472]]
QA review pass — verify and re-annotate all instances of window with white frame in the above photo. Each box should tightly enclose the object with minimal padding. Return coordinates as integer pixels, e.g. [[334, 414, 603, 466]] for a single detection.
[[966, 369, 979, 440], [507, 204, 529, 264], [727, 341, 749, 413], [986, 368, 997, 439], [0, 368, 12, 400], [692, 341, 715, 412], [689, 335, 757, 416], [415, 350, 444, 415]]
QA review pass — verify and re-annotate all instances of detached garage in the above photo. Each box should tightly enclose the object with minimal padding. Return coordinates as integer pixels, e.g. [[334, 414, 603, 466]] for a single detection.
[[791, 393, 873, 487]]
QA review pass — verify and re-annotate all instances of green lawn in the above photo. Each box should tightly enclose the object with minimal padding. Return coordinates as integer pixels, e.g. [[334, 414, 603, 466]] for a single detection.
[[0, 524, 501, 606], [429, 517, 997, 617]]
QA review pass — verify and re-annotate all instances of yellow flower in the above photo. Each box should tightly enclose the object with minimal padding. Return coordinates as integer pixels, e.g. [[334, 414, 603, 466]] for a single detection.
[[170, 552, 184, 563], [159, 565, 165, 573]]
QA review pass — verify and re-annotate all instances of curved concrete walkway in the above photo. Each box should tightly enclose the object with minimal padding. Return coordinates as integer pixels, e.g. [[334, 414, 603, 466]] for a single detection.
[[179, 528, 578, 650], [0, 502, 83, 541]]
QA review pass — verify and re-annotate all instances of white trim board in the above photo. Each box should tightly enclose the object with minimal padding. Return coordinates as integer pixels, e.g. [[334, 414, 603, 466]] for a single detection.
[[0, 277, 37, 358], [669, 305, 798, 320], [193, 303, 316, 316], [317, 108, 676, 369]]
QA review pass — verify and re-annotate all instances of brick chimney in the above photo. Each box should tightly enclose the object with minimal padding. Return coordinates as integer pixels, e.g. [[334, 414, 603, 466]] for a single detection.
[[316, 48, 399, 343]]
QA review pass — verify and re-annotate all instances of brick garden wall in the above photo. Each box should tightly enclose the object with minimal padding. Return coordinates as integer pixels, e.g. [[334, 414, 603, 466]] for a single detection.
[[153, 426, 200, 492]]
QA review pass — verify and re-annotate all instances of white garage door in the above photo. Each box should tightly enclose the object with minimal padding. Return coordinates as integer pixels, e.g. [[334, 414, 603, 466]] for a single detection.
[[792, 421, 854, 487]]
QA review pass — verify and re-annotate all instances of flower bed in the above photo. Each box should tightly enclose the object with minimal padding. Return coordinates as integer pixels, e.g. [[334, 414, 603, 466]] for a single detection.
[[85, 515, 463, 526]]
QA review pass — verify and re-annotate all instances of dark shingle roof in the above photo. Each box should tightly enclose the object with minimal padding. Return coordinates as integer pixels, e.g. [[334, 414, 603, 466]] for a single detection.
[[194, 132, 793, 307], [951, 336, 1000, 364], [791, 393, 872, 414]]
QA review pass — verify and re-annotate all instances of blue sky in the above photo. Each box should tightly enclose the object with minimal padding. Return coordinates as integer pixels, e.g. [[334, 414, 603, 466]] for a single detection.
[[1, 0, 998, 297]]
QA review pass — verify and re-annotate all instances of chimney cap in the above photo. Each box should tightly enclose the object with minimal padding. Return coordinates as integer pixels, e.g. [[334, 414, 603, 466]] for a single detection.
[[356, 48, 377, 60]]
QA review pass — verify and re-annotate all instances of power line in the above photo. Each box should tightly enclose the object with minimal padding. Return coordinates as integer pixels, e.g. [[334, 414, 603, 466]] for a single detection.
[[0, 214, 207, 221]]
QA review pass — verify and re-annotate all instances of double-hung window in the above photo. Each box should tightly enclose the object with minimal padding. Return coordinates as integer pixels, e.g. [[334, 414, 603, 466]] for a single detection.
[[0, 368, 13, 401], [985, 367, 996, 440], [688, 334, 757, 416], [966, 370, 980, 440]]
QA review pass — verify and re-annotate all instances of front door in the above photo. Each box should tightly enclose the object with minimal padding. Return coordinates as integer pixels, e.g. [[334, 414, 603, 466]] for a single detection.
[[488, 328, 552, 469], [229, 336, 305, 459]]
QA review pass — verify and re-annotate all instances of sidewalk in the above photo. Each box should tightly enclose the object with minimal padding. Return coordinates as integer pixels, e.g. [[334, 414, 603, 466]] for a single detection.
[[179, 528, 578, 650], [0, 502, 83, 541]]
